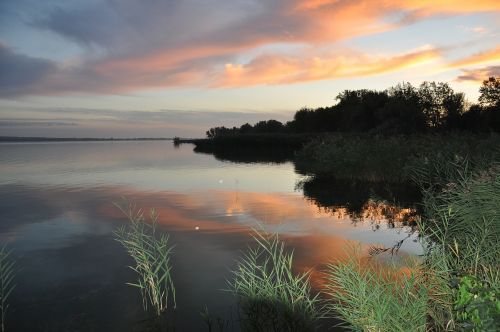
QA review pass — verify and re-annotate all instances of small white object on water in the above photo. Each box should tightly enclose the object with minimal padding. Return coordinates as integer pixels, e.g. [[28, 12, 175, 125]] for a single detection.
[[218, 179, 224, 184], [195, 226, 200, 230]]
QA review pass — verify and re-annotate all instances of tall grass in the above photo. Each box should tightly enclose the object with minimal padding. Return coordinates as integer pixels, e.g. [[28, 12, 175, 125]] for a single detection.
[[324, 155, 499, 331], [295, 133, 500, 183], [114, 203, 176, 317], [0, 247, 15, 332], [414, 159, 500, 331], [228, 230, 322, 331], [325, 254, 429, 332]]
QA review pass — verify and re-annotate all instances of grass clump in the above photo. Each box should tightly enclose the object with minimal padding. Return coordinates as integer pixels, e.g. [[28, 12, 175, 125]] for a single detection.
[[325, 254, 429, 332], [229, 230, 322, 331], [114, 203, 176, 317], [0, 247, 15, 332]]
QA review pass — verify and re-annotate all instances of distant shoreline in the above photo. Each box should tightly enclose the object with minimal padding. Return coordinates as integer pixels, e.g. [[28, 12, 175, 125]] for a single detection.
[[0, 137, 173, 142]]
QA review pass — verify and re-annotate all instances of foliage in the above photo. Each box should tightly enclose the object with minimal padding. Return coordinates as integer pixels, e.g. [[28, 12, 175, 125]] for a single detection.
[[296, 134, 414, 182], [0, 247, 15, 332], [479, 77, 500, 108], [414, 159, 500, 271], [206, 119, 287, 138], [453, 274, 500, 331], [325, 255, 429, 332], [295, 133, 500, 183], [228, 230, 322, 331], [114, 203, 176, 317], [413, 156, 500, 330], [324, 154, 499, 331]]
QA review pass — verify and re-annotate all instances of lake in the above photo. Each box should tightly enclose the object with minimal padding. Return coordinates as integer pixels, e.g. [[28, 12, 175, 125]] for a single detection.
[[0, 141, 421, 331]]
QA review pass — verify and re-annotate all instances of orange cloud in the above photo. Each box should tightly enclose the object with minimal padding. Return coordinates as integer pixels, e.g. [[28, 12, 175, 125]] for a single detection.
[[296, 0, 500, 14], [83, 0, 496, 92], [394, 0, 500, 13], [217, 48, 440, 87], [96, 45, 245, 73], [6, 0, 500, 96], [448, 46, 500, 69], [292, 0, 500, 40]]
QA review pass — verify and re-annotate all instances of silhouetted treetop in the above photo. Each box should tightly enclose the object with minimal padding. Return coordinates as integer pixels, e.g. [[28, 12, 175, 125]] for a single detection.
[[479, 76, 500, 108], [205, 77, 500, 137]]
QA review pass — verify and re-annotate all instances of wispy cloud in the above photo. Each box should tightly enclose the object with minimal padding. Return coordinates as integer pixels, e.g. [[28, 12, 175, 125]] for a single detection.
[[216, 47, 440, 87], [0, 0, 499, 96], [456, 65, 500, 82], [448, 46, 500, 68]]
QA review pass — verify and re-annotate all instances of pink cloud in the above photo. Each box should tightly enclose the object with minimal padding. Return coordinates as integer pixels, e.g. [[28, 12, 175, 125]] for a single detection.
[[215, 48, 441, 87], [3, 0, 500, 96]]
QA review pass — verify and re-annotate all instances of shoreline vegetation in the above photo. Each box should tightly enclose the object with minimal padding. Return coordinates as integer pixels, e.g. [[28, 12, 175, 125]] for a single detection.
[[176, 78, 500, 151], [168, 77, 499, 330]]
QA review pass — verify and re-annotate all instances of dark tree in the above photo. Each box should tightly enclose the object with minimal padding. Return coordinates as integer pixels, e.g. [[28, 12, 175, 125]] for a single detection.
[[442, 92, 465, 130], [291, 108, 318, 132], [239, 123, 253, 134], [376, 82, 427, 134], [253, 119, 284, 133], [418, 82, 460, 128], [479, 77, 500, 108], [204, 78, 499, 137]]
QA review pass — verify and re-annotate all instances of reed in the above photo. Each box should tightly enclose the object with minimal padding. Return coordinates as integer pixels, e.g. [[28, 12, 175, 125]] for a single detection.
[[228, 230, 322, 331], [414, 159, 500, 331], [324, 155, 499, 331], [114, 203, 176, 317], [325, 252, 429, 332], [0, 247, 15, 332], [295, 133, 500, 183]]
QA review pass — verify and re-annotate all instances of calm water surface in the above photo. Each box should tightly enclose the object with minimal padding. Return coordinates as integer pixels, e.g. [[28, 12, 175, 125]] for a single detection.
[[0, 141, 421, 331]]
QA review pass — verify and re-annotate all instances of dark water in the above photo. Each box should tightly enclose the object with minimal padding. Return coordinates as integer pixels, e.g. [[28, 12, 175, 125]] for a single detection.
[[0, 141, 421, 331]]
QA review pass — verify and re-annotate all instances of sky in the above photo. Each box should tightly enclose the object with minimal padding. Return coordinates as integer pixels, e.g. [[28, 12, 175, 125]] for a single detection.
[[0, 0, 499, 138]]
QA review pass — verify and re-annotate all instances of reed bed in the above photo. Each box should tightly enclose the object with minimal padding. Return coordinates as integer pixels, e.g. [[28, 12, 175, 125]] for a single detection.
[[295, 134, 500, 183], [324, 155, 499, 331], [415, 159, 500, 331]]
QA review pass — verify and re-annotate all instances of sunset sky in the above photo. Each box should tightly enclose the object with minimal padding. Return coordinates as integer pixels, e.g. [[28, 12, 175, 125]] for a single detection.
[[1, 0, 499, 137]]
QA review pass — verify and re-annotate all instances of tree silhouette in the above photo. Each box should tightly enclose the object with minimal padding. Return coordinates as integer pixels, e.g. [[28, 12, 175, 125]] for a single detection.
[[204, 78, 499, 138], [479, 77, 500, 108]]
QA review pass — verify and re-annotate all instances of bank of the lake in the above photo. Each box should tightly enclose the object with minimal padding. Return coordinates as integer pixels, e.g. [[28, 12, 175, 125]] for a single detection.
[[182, 132, 500, 331]]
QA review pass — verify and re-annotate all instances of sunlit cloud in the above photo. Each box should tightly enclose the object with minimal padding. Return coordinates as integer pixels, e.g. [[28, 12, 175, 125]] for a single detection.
[[216, 48, 440, 87], [456, 65, 500, 83], [0, 0, 499, 97], [296, 0, 500, 14], [448, 46, 500, 68]]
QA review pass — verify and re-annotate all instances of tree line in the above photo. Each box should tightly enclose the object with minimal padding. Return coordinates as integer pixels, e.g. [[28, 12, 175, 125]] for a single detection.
[[206, 77, 500, 137]]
